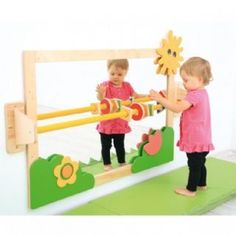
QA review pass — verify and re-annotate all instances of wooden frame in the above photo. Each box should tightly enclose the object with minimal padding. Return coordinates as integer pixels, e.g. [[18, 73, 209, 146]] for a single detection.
[[5, 48, 178, 208], [23, 49, 175, 165]]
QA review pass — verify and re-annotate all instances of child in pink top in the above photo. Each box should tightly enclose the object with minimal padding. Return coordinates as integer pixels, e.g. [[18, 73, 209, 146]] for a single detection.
[[150, 57, 214, 197], [96, 59, 146, 171]]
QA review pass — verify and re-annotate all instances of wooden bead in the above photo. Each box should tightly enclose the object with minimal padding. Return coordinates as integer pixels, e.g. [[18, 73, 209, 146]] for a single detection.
[[100, 98, 112, 114], [130, 103, 145, 121]]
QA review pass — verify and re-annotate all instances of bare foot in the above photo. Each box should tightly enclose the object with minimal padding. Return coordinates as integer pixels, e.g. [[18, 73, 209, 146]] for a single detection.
[[198, 186, 207, 191], [119, 163, 127, 167], [175, 188, 196, 197], [104, 165, 113, 171]]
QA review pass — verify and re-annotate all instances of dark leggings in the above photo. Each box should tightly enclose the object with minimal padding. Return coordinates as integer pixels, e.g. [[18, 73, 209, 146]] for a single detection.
[[100, 133, 125, 165], [186, 152, 209, 192]]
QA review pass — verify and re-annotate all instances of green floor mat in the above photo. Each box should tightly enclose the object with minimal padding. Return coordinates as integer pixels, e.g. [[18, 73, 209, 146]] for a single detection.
[[64, 158, 236, 215]]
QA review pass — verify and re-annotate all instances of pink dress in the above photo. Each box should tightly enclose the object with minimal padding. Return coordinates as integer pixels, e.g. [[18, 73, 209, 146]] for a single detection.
[[177, 89, 214, 153], [96, 81, 135, 134]]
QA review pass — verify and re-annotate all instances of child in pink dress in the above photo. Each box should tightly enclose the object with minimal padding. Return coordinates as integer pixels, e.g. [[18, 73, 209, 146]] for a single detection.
[[96, 59, 146, 171], [150, 57, 214, 197]]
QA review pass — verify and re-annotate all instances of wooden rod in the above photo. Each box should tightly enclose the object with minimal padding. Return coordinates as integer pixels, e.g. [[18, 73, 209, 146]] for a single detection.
[[37, 97, 153, 120], [37, 103, 163, 134], [37, 110, 128, 133], [37, 106, 94, 120]]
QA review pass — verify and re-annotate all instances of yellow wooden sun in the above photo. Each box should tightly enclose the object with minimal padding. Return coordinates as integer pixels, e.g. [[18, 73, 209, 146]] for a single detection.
[[154, 31, 183, 76]]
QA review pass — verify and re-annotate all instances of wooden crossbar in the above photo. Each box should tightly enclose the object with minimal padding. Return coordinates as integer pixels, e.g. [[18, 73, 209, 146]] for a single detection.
[[34, 49, 156, 63]]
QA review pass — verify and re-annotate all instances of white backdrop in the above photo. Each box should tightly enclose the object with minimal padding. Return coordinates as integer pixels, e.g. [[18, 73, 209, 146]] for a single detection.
[[0, 0, 236, 219]]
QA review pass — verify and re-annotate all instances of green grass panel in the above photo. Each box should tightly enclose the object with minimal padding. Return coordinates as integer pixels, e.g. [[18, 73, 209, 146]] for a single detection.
[[131, 127, 174, 173], [30, 154, 95, 209]]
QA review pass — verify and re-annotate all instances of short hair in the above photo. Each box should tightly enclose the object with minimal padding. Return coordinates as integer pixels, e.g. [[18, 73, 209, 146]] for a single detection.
[[180, 57, 213, 85], [107, 59, 129, 70]]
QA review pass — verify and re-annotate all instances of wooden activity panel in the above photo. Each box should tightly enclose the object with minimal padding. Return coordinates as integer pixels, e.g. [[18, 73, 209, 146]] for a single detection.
[[4, 31, 185, 209]]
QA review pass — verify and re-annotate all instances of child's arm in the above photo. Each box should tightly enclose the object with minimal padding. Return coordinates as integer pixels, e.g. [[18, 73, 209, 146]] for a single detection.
[[132, 91, 148, 98], [96, 84, 106, 101], [149, 89, 191, 113]]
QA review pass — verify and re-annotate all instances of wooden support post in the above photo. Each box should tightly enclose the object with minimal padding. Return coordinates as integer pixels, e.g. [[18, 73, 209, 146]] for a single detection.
[[166, 75, 176, 127], [23, 52, 38, 167], [23, 52, 38, 208]]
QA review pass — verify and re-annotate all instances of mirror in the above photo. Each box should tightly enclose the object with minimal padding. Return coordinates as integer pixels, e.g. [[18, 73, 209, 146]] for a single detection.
[[36, 59, 166, 163]]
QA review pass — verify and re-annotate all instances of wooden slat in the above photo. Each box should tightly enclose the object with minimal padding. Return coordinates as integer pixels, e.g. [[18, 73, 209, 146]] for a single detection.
[[34, 49, 156, 63], [95, 164, 132, 186]]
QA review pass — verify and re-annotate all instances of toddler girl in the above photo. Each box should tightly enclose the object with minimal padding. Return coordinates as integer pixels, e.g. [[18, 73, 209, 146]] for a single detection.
[[97, 59, 146, 171], [150, 57, 214, 196]]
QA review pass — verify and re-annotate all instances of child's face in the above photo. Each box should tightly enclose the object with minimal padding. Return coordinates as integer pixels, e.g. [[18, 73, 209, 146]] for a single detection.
[[108, 65, 127, 87], [180, 70, 204, 91]]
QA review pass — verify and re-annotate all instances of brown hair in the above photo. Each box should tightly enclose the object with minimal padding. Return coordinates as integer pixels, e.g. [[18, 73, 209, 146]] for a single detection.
[[107, 59, 129, 70], [180, 57, 213, 85]]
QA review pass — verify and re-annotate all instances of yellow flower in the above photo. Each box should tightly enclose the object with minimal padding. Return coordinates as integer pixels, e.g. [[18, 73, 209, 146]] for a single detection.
[[54, 156, 79, 188], [155, 31, 183, 76]]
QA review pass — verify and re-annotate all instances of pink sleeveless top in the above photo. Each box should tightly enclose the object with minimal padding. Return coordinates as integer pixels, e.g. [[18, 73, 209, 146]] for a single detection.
[[96, 81, 134, 134], [177, 89, 214, 153]]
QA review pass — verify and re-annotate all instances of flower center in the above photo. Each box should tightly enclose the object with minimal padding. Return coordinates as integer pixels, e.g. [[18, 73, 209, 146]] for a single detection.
[[61, 164, 73, 179]]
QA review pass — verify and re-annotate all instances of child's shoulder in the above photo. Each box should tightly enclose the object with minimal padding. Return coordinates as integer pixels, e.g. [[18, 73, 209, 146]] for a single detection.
[[189, 89, 207, 96], [123, 81, 133, 87], [100, 81, 109, 86], [186, 89, 208, 104]]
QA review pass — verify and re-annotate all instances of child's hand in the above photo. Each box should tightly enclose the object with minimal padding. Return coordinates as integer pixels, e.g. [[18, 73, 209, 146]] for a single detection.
[[96, 84, 106, 94], [96, 84, 107, 100], [149, 89, 163, 101], [159, 90, 167, 98]]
